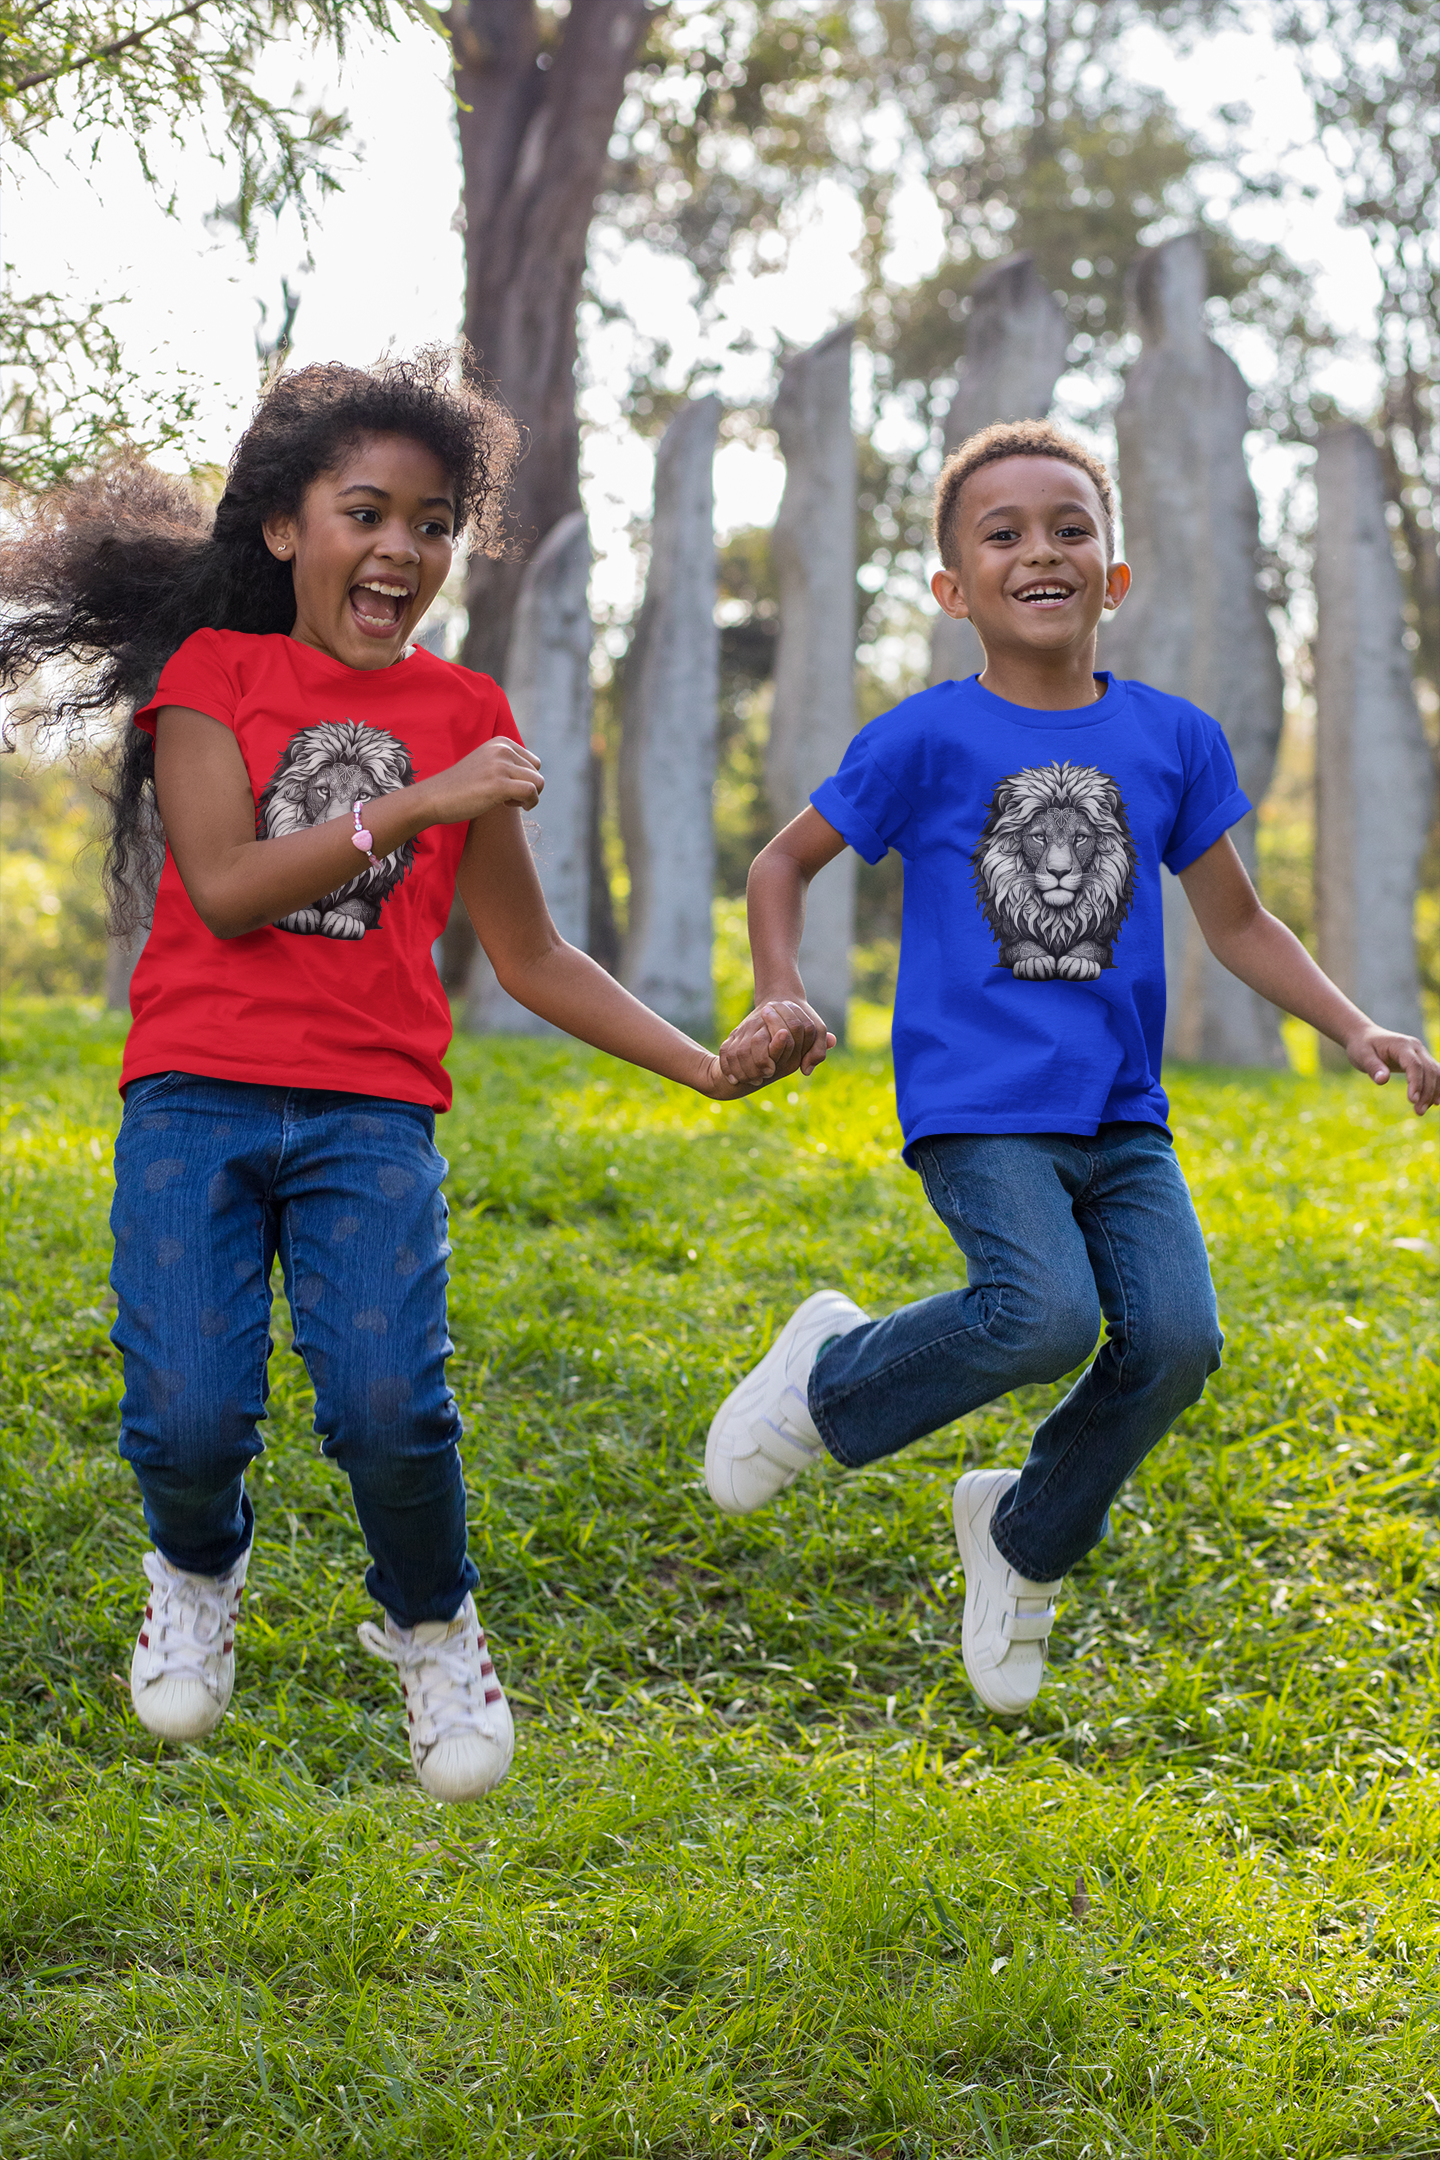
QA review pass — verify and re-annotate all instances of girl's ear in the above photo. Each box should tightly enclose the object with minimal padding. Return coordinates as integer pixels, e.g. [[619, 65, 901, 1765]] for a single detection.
[[262, 513, 298, 562]]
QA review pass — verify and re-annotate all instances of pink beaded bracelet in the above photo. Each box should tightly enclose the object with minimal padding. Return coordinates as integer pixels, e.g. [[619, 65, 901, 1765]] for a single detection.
[[351, 800, 381, 868]]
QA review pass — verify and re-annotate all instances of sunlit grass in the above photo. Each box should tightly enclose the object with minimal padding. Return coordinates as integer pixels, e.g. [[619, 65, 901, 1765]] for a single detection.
[[2, 996, 1438, 2156]]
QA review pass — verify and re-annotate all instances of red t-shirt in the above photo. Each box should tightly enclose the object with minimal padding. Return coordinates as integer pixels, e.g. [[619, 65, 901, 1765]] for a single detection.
[[124, 628, 521, 1111]]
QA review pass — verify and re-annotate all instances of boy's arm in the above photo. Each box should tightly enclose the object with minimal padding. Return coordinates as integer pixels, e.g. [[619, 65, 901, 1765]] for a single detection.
[[1178, 833, 1439, 1114], [720, 808, 850, 1083]]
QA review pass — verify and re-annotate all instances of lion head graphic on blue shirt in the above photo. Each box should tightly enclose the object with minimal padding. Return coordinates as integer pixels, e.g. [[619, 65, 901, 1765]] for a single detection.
[[972, 760, 1137, 981], [258, 719, 416, 939]]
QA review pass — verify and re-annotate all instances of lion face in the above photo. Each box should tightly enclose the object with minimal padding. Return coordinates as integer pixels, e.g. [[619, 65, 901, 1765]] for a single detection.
[[257, 719, 417, 939], [973, 760, 1136, 980]]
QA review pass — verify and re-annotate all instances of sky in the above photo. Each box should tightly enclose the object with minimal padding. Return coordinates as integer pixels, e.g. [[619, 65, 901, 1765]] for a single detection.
[[4, 2, 1381, 641]]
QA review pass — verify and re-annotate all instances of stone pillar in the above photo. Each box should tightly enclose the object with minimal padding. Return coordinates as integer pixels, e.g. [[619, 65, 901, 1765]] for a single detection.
[[104, 796, 163, 1011], [618, 396, 721, 1037], [465, 511, 593, 1033], [104, 924, 149, 1012], [1105, 232, 1286, 1065], [767, 324, 858, 1038], [931, 255, 1071, 686], [1314, 423, 1432, 1047]]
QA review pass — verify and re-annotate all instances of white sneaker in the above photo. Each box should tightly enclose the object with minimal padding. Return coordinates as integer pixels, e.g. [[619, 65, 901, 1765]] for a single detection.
[[359, 1593, 514, 1802], [130, 1547, 248, 1741], [953, 1469, 1063, 1716], [705, 1289, 869, 1516]]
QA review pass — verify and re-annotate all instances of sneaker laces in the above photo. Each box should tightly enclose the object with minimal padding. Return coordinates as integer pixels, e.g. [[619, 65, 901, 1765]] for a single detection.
[[137, 1552, 243, 1690], [358, 1609, 507, 1748]]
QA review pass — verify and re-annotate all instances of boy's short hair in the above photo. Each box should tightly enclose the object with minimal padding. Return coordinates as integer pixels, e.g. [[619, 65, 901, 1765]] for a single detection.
[[934, 420, 1117, 566]]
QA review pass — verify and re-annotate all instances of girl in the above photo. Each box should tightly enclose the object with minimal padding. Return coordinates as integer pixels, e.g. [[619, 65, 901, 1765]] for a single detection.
[[1, 351, 819, 1803]]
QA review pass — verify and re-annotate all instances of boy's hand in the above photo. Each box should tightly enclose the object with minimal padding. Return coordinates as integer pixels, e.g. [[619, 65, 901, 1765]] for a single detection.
[[718, 1000, 835, 1089], [1344, 1024, 1440, 1114]]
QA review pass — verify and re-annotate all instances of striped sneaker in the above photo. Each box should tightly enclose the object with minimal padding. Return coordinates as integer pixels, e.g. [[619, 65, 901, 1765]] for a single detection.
[[358, 1593, 515, 1801], [130, 1546, 249, 1742]]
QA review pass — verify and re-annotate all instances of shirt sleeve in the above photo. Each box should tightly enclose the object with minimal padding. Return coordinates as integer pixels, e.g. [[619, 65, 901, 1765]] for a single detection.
[[132, 630, 239, 739], [1163, 714, 1253, 873], [810, 735, 917, 865]]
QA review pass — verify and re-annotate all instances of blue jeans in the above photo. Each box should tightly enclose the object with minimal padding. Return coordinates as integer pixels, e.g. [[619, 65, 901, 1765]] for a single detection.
[[807, 1124, 1222, 1581], [110, 1072, 478, 1627]]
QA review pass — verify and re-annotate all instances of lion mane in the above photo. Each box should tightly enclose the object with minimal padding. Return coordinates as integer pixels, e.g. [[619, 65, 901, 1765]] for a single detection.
[[972, 760, 1136, 979], [258, 719, 417, 939]]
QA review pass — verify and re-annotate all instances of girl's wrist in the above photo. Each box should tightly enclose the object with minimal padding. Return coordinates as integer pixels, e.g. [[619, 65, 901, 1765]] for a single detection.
[[364, 782, 436, 854]]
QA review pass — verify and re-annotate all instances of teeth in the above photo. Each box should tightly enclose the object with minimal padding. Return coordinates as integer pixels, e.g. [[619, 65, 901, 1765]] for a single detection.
[[357, 582, 410, 598]]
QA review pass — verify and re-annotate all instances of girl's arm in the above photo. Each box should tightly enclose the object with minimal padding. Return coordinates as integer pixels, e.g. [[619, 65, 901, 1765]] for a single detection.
[[456, 808, 779, 1099], [1179, 833, 1439, 1114], [154, 707, 544, 938]]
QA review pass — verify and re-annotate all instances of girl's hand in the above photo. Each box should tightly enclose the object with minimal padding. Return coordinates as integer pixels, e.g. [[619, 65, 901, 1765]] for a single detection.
[[423, 737, 543, 823], [717, 1000, 836, 1088], [1344, 1023, 1440, 1114]]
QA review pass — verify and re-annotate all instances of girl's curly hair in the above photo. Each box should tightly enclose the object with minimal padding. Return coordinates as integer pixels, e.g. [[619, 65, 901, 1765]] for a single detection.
[[0, 347, 519, 934]]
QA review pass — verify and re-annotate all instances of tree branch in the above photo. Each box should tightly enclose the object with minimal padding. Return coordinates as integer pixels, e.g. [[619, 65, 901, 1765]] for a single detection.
[[6, 0, 211, 96]]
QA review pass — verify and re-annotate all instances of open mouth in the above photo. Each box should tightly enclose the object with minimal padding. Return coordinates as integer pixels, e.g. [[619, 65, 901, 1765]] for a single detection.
[[1014, 584, 1075, 609], [349, 580, 411, 635]]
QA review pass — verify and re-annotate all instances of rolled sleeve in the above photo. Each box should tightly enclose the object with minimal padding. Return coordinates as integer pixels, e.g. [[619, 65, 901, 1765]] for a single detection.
[[810, 776, 888, 865], [809, 736, 915, 865], [1163, 720, 1252, 873], [1165, 787, 1252, 873]]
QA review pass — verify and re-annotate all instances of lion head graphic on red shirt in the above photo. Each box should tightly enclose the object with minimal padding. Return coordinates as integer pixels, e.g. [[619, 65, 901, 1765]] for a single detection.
[[258, 719, 417, 939]]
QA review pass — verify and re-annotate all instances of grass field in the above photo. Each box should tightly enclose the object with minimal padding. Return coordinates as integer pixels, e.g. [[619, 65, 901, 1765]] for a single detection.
[[2, 997, 1438, 2158]]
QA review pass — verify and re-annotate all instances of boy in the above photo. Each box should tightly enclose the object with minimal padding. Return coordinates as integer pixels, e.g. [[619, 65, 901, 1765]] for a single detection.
[[710, 418, 1438, 1715]]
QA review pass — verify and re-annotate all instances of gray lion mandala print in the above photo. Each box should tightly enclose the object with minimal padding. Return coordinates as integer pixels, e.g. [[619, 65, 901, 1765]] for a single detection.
[[258, 719, 417, 939], [972, 760, 1137, 981]]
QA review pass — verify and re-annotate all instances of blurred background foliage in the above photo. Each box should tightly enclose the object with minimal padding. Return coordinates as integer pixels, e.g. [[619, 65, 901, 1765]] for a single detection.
[[0, 759, 108, 998], [0, 0, 1434, 1031]]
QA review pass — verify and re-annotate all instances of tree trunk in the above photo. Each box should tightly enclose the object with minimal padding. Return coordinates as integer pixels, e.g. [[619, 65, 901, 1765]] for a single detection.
[[443, 0, 647, 1013], [453, 0, 650, 682]]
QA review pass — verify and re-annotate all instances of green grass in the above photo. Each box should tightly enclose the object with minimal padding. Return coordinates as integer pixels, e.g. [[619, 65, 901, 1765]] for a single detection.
[[2, 996, 1438, 2159]]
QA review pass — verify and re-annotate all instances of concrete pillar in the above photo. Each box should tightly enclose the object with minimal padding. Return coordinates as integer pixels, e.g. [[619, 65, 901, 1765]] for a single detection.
[[465, 511, 593, 1033], [1105, 232, 1286, 1065], [931, 255, 1071, 686], [767, 325, 858, 1038], [1314, 423, 1432, 1047], [618, 396, 721, 1037]]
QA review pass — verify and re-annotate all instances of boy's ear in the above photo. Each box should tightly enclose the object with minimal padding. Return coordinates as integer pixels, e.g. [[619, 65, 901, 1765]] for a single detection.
[[1102, 560, 1132, 612], [931, 564, 972, 621]]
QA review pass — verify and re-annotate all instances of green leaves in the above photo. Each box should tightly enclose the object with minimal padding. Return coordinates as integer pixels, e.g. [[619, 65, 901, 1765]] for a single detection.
[[0, 0, 447, 254]]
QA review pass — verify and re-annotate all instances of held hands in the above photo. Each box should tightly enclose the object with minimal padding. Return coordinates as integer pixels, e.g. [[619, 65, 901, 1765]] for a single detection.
[[1343, 1024, 1440, 1115], [709, 998, 836, 1097]]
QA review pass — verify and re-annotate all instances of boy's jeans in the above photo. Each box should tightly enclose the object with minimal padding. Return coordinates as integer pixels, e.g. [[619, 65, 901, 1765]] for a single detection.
[[110, 1072, 479, 1627], [807, 1123, 1222, 1582]]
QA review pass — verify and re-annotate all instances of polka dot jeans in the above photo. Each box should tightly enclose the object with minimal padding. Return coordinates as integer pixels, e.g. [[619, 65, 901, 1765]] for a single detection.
[[110, 1071, 480, 1628]]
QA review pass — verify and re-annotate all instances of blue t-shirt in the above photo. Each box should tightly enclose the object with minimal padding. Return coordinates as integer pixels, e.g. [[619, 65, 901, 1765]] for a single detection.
[[811, 672, 1250, 1149]]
